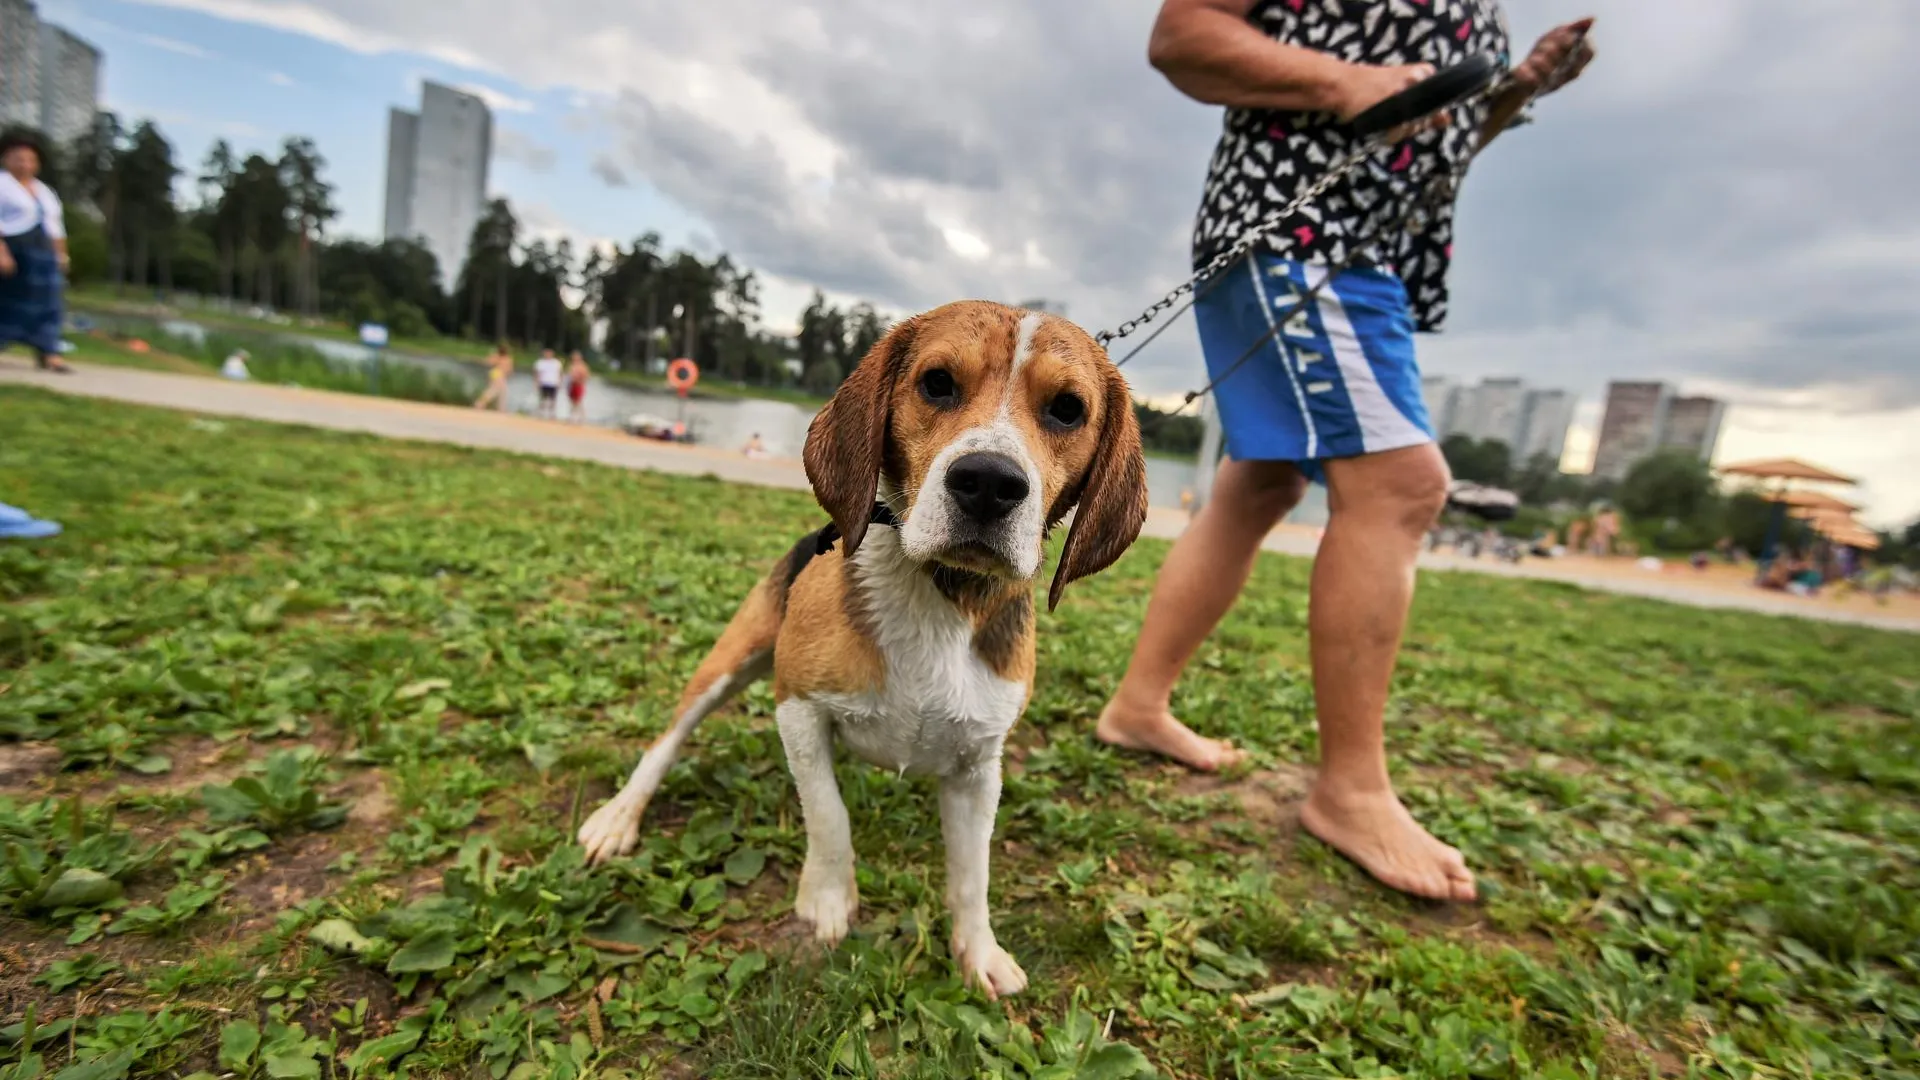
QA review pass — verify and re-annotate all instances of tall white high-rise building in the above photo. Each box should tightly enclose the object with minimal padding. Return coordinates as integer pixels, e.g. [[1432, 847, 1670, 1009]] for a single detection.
[[1516, 388, 1575, 467], [0, 0, 42, 132], [0, 0, 99, 146], [383, 81, 491, 288], [1454, 377, 1528, 449], [37, 22, 99, 144], [1429, 374, 1578, 467], [1420, 375, 1459, 435]]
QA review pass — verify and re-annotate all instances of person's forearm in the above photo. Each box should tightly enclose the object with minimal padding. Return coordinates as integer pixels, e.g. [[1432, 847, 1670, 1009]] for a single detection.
[[1149, 7, 1351, 111], [53, 238, 68, 260]]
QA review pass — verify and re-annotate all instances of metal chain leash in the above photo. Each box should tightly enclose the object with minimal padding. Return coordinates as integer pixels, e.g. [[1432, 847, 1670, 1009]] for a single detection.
[[1093, 142, 1376, 349], [1096, 32, 1588, 358], [1110, 42, 1587, 432]]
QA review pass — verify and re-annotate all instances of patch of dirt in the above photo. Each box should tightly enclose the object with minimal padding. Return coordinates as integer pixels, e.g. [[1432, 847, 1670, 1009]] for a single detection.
[[82, 736, 263, 798], [1600, 1017, 1687, 1078], [1833, 704, 1911, 730], [340, 770, 395, 827], [0, 742, 61, 793], [1173, 764, 1314, 831], [1531, 752, 1596, 776], [0, 914, 187, 1022], [225, 834, 343, 935], [307, 961, 403, 1031]]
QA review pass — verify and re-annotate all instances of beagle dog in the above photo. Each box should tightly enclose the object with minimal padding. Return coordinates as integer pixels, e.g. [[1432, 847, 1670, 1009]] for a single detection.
[[577, 300, 1147, 999]]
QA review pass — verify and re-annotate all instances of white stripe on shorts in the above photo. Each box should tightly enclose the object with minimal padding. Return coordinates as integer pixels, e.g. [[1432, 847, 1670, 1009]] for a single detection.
[[1303, 264, 1429, 455]]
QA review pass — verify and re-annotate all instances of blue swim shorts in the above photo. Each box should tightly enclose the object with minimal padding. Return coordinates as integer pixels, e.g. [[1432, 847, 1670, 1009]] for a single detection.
[[1194, 254, 1434, 483]]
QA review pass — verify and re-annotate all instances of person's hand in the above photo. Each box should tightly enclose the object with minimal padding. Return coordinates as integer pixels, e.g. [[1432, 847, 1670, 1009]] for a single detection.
[[56, 252, 69, 274], [1510, 17, 1595, 98], [1329, 62, 1450, 140], [0, 249, 15, 278]]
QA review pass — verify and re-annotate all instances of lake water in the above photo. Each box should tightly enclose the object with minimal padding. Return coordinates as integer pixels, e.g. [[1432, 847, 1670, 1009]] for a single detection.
[[139, 316, 1329, 522]]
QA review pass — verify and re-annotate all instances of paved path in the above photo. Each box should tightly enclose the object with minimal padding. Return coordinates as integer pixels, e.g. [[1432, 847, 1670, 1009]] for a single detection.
[[6, 360, 1914, 633]]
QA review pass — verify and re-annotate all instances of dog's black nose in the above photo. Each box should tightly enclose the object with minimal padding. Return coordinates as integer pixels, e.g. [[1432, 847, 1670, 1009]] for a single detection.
[[946, 453, 1030, 523]]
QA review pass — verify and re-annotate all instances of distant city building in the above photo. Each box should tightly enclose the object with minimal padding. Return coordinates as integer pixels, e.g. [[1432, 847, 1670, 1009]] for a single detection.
[[1420, 375, 1459, 436], [383, 81, 491, 287], [1590, 381, 1725, 481], [37, 22, 99, 144], [0, 0, 42, 133], [382, 109, 418, 243], [0, 0, 99, 146], [1659, 394, 1727, 461], [1424, 374, 1577, 468], [1591, 381, 1669, 481], [1517, 388, 1575, 466], [1455, 377, 1527, 452]]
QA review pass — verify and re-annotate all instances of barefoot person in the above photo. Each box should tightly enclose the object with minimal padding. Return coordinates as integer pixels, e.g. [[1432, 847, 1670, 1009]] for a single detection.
[[0, 130, 73, 373], [473, 343, 513, 411], [533, 347, 564, 419], [1099, 0, 1593, 901], [565, 350, 591, 423]]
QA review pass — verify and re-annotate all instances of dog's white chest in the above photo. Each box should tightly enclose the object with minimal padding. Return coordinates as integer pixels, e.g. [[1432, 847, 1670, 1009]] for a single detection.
[[813, 536, 1026, 775]]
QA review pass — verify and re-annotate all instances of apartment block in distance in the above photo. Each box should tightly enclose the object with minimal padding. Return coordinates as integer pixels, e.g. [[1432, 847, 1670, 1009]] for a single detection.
[[1590, 381, 1726, 481], [1424, 374, 1578, 468], [1659, 394, 1727, 461], [37, 21, 99, 144], [0, 0, 100, 145], [383, 81, 492, 287]]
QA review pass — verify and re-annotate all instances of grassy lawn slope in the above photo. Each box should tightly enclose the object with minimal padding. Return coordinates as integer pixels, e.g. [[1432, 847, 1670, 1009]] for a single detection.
[[2, 385, 1916, 1078]]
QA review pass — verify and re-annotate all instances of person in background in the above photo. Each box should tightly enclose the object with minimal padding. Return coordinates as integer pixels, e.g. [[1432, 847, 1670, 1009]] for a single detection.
[[473, 343, 512, 411], [1097, 0, 1594, 903], [0, 130, 73, 373], [221, 348, 251, 380], [533, 347, 564, 419], [741, 432, 769, 459], [566, 350, 591, 423], [1590, 506, 1620, 556]]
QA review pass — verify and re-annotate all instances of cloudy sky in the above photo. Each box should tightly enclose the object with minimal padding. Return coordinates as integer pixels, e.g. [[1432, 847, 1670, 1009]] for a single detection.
[[48, 0, 1920, 526]]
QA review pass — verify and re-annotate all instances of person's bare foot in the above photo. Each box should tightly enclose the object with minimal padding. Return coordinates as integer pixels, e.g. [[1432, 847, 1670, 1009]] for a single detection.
[[1096, 698, 1246, 772], [1300, 783, 1476, 901]]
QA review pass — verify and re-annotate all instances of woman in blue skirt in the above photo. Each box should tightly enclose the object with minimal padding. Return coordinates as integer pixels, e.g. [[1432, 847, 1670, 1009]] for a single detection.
[[0, 129, 73, 373]]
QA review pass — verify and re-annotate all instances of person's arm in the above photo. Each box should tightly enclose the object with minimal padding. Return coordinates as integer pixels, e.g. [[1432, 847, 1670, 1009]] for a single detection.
[[39, 185, 68, 272], [1478, 18, 1595, 149], [1148, 0, 1437, 120]]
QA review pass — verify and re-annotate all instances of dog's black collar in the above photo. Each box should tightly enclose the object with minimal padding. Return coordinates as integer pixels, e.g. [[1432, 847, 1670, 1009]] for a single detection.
[[814, 502, 900, 555]]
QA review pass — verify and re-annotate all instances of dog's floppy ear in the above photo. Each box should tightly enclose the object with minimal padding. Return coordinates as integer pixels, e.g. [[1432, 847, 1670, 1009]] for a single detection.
[[1048, 364, 1148, 611], [803, 317, 916, 556]]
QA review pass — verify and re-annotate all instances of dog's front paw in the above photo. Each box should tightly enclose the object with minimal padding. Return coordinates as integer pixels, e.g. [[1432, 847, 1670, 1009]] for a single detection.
[[794, 861, 858, 943], [577, 798, 643, 865], [953, 931, 1028, 1000]]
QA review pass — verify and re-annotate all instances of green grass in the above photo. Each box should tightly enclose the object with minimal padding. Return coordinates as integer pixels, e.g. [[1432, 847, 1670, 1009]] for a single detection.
[[2, 385, 1917, 1079], [68, 286, 500, 363], [53, 320, 479, 407], [68, 287, 830, 408]]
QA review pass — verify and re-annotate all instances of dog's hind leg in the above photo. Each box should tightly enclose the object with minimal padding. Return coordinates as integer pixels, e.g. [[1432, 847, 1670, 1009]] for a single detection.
[[579, 578, 780, 863]]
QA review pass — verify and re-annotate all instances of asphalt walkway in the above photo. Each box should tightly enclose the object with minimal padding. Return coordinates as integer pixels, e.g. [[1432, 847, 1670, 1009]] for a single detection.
[[5, 359, 1913, 633]]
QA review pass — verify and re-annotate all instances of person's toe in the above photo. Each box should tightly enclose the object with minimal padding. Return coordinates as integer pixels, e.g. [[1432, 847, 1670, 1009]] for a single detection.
[[1440, 846, 1477, 901]]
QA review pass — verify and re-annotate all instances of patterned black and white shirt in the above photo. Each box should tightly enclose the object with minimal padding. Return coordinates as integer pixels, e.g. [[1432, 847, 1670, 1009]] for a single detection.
[[1191, 0, 1513, 331]]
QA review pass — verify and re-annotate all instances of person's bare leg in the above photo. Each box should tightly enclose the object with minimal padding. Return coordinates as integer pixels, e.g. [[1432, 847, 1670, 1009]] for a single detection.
[[1300, 443, 1474, 901], [1099, 459, 1305, 770]]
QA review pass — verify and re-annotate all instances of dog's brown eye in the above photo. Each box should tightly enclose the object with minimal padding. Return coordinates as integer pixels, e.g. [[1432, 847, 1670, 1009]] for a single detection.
[[920, 368, 958, 406], [1044, 393, 1086, 431]]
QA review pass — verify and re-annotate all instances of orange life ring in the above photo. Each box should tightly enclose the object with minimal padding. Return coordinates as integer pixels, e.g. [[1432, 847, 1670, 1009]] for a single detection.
[[666, 358, 699, 392]]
